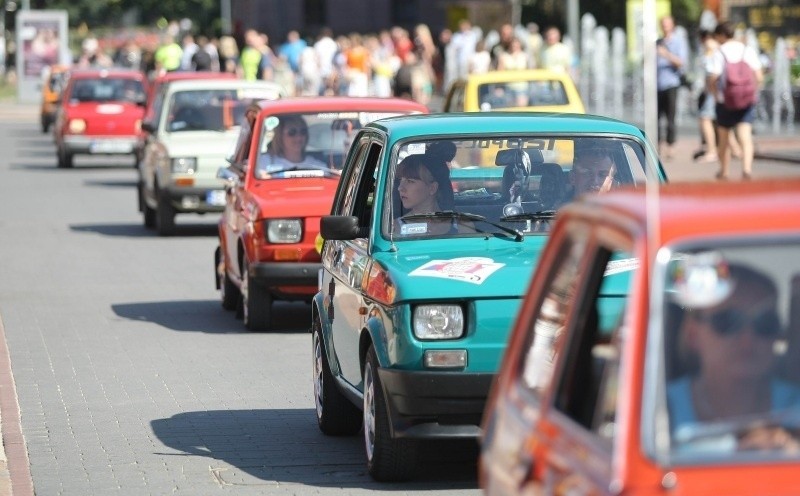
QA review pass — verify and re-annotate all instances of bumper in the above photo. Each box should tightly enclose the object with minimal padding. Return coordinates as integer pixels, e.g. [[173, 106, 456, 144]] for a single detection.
[[163, 186, 227, 214], [249, 261, 321, 288], [63, 135, 139, 155], [377, 368, 495, 439]]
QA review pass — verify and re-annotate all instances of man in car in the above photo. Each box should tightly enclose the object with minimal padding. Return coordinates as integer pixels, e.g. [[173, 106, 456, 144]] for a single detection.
[[569, 146, 618, 197]]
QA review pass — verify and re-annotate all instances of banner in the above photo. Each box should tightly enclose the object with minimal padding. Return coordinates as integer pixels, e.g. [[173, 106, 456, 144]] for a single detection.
[[15, 10, 69, 103]]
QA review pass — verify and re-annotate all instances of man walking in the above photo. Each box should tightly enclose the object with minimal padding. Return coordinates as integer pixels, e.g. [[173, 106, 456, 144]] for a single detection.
[[656, 15, 688, 160]]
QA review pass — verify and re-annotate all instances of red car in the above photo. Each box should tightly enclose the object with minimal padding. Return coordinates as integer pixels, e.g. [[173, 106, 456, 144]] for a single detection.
[[480, 179, 800, 495], [215, 97, 428, 331], [53, 68, 148, 168]]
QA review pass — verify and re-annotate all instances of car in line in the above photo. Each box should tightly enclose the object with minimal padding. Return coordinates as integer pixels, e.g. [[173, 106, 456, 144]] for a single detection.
[[443, 69, 585, 114], [53, 68, 148, 168], [136, 70, 238, 164], [480, 179, 800, 495], [214, 96, 428, 331], [40, 63, 69, 133], [312, 112, 665, 481], [138, 78, 285, 235]]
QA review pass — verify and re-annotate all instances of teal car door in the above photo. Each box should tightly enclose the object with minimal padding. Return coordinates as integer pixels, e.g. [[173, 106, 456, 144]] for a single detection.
[[327, 136, 385, 387]]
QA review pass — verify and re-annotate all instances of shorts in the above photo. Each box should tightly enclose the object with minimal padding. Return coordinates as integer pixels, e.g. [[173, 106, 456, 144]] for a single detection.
[[698, 92, 716, 119], [715, 103, 755, 128]]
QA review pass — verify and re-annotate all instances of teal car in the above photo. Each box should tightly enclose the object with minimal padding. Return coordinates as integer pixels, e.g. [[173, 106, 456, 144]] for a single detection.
[[312, 112, 666, 481]]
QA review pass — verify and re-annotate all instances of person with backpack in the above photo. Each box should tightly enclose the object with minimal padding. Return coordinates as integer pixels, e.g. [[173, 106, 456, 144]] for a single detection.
[[706, 21, 763, 181]]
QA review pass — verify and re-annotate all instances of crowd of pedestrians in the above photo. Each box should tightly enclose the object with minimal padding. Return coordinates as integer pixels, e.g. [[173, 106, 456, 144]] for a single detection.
[[66, 19, 576, 107]]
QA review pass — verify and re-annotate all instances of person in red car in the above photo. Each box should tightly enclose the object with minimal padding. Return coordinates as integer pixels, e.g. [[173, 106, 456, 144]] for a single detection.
[[256, 114, 327, 176]]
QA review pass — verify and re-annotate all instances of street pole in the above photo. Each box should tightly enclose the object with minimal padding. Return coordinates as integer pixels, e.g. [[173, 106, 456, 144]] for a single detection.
[[567, 0, 579, 52], [220, 0, 232, 35]]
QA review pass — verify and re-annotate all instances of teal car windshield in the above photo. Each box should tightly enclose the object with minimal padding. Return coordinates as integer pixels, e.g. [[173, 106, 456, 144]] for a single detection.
[[387, 135, 649, 239]]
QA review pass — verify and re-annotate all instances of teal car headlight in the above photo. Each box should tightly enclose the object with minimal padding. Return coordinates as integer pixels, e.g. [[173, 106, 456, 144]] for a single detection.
[[413, 305, 464, 340], [171, 157, 197, 174], [266, 219, 302, 243]]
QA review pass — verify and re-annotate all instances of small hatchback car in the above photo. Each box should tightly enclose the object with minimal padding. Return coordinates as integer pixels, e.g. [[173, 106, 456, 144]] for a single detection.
[[480, 179, 800, 495], [443, 69, 585, 114], [138, 78, 284, 235], [215, 97, 427, 331], [313, 112, 665, 481], [53, 68, 148, 168]]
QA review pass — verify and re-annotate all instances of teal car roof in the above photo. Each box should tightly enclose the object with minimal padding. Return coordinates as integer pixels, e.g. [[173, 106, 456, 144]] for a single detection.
[[366, 112, 647, 141]]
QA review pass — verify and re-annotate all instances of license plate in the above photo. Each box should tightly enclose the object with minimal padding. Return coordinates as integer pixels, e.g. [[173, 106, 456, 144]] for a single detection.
[[206, 190, 226, 206], [90, 141, 132, 154]]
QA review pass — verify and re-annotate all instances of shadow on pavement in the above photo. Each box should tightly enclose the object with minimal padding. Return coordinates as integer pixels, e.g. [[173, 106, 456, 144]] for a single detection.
[[112, 299, 311, 333], [70, 222, 218, 238], [83, 178, 138, 188], [150, 408, 479, 490]]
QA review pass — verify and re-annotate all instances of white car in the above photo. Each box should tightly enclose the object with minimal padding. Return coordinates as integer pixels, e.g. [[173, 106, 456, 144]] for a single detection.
[[138, 79, 285, 235]]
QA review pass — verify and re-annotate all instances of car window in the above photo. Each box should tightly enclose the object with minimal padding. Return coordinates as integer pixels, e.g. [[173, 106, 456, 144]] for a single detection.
[[520, 234, 585, 398], [166, 89, 259, 133], [385, 136, 649, 239], [551, 247, 636, 444], [478, 80, 568, 110], [70, 78, 145, 104], [336, 136, 371, 215], [254, 111, 405, 180], [656, 239, 800, 463]]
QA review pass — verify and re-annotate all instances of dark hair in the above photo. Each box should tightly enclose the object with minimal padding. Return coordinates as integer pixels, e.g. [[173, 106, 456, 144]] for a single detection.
[[713, 21, 736, 40], [394, 142, 456, 213]]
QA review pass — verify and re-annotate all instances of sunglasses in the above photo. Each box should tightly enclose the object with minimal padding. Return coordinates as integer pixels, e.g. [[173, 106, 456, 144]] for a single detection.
[[285, 127, 308, 137], [694, 308, 782, 339]]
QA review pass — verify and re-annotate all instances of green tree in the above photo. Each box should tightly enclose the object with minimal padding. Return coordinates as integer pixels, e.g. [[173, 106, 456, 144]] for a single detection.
[[33, 0, 221, 35]]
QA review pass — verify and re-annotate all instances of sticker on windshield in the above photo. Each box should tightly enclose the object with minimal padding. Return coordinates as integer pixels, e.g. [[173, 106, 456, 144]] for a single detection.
[[604, 258, 639, 276], [265, 116, 280, 130], [400, 223, 428, 235], [409, 257, 504, 284]]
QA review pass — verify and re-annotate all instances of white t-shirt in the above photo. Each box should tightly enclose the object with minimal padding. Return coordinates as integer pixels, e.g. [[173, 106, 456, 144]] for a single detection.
[[706, 40, 761, 103]]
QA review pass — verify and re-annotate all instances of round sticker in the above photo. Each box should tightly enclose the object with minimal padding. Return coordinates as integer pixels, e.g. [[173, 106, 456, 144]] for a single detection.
[[265, 116, 280, 130]]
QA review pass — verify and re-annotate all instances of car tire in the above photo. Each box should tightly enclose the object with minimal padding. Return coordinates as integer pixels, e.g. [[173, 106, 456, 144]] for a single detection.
[[313, 321, 361, 435], [57, 147, 73, 169], [242, 255, 272, 331], [155, 188, 175, 236], [139, 183, 156, 228], [363, 346, 418, 482], [216, 248, 239, 311]]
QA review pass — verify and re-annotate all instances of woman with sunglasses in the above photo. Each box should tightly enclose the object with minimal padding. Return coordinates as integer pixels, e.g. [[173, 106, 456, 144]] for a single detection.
[[257, 114, 327, 176], [667, 263, 800, 453]]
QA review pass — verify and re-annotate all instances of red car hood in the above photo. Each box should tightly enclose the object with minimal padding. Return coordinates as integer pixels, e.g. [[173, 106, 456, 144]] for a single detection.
[[249, 177, 340, 218], [66, 102, 144, 135]]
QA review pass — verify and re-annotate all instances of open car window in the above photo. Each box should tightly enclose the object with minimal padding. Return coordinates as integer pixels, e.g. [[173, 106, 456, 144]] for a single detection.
[[386, 135, 653, 239]]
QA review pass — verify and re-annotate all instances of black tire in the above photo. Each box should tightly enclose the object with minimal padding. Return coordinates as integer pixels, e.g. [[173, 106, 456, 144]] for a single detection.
[[57, 147, 73, 169], [313, 321, 362, 435], [155, 188, 175, 236], [217, 247, 239, 311], [139, 183, 157, 228], [363, 346, 418, 482], [242, 256, 272, 331]]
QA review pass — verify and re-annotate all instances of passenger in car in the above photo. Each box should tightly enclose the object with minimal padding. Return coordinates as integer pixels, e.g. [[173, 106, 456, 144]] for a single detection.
[[667, 263, 800, 452], [257, 114, 327, 176]]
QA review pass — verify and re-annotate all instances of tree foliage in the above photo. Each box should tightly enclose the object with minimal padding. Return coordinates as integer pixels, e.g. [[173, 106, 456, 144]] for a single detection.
[[31, 0, 220, 34]]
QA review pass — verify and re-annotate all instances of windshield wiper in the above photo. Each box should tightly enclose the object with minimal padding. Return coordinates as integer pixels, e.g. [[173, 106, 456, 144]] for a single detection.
[[401, 210, 523, 242], [500, 210, 557, 222]]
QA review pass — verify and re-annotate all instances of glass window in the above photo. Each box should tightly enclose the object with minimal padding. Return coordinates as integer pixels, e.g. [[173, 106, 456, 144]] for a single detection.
[[520, 236, 585, 397], [658, 240, 800, 463], [385, 136, 650, 239], [551, 247, 636, 443]]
